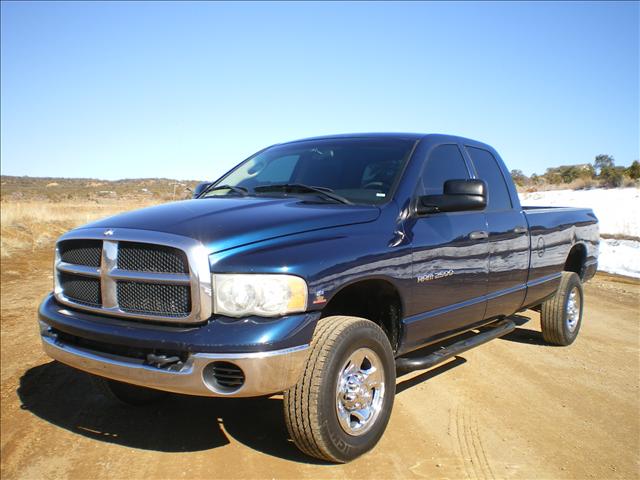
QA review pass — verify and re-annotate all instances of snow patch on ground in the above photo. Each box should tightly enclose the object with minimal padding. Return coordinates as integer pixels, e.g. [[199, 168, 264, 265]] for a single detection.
[[598, 239, 640, 279], [520, 187, 640, 238], [519, 188, 640, 278]]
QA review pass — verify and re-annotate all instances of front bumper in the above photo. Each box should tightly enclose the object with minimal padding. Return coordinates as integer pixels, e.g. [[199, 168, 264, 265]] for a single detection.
[[38, 294, 319, 397], [40, 322, 310, 397]]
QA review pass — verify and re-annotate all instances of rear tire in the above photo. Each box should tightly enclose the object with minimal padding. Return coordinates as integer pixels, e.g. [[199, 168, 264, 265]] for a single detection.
[[283, 316, 396, 463], [540, 271, 584, 346], [92, 376, 168, 406]]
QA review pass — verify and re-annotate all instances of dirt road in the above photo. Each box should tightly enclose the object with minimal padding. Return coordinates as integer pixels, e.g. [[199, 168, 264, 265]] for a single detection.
[[1, 249, 638, 479]]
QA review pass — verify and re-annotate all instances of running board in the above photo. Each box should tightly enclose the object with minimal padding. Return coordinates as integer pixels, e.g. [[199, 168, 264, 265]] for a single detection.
[[395, 319, 516, 373]]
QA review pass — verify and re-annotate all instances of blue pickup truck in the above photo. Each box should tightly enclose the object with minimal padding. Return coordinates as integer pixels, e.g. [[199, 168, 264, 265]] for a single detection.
[[38, 133, 599, 462]]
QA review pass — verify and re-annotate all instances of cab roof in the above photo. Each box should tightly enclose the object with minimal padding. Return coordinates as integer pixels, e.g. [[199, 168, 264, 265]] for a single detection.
[[281, 133, 493, 150]]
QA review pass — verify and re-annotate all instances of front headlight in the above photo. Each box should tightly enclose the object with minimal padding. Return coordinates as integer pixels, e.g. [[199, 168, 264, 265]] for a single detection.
[[212, 274, 308, 318]]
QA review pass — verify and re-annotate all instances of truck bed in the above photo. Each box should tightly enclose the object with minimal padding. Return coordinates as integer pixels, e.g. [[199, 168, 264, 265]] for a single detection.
[[522, 205, 599, 306]]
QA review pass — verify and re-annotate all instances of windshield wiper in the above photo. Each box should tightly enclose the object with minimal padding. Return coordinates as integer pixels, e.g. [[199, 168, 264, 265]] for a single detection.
[[254, 183, 352, 205], [198, 184, 249, 198]]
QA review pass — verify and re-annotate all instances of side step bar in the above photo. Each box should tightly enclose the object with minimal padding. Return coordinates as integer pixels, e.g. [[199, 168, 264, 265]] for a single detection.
[[395, 319, 516, 373]]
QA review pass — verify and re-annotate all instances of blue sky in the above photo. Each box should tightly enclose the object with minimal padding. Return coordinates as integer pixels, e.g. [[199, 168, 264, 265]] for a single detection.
[[1, 1, 638, 180]]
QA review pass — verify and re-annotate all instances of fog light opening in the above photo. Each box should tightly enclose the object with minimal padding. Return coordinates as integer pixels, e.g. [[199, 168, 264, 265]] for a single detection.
[[203, 361, 245, 393]]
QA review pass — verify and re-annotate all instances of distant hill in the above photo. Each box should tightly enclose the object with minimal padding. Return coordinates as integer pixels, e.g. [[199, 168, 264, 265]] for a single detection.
[[0, 176, 203, 202]]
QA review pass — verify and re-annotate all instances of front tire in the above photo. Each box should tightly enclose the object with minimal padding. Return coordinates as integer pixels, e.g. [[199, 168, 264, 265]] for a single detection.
[[283, 316, 396, 463], [540, 271, 584, 346]]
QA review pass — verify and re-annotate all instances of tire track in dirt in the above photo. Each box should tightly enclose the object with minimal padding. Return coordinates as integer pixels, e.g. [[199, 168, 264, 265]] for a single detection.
[[452, 406, 495, 480]]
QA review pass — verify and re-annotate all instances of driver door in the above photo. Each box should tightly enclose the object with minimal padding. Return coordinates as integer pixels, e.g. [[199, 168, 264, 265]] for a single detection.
[[403, 144, 490, 350]]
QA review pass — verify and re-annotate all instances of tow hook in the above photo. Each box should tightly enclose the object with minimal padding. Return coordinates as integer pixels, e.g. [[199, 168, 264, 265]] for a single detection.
[[146, 353, 182, 370]]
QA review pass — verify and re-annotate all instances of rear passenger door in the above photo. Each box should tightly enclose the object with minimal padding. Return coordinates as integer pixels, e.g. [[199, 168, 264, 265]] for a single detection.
[[404, 144, 490, 350], [465, 146, 529, 319]]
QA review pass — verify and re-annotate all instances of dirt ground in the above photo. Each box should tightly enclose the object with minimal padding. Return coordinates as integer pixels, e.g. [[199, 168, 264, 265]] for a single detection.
[[1, 248, 638, 480]]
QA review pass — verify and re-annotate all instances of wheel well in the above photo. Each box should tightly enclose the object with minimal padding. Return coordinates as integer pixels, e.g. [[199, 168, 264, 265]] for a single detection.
[[321, 279, 402, 352], [564, 243, 587, 279]]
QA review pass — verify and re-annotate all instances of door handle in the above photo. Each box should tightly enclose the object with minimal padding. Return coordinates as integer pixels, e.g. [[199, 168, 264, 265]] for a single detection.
[[513, 226, 528, 234], [469, 231, 489, 240]]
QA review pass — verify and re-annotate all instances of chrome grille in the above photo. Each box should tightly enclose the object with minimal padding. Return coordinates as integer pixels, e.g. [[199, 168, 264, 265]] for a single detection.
[[59, 240, 102, 267], [118, 242, 188, 274], [54, 229, 212, 324], [59, 272, 101, 307], [117, 281, 191, 317]]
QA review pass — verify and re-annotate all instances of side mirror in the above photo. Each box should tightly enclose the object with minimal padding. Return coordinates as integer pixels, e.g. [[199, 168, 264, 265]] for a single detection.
[[417, 179, 487, 215], [193, 182, 211, 198]]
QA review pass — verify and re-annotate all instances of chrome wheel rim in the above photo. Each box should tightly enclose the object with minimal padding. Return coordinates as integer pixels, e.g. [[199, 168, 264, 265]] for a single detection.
[[566, 287, 581, 332], [335, 347, 385, 437]]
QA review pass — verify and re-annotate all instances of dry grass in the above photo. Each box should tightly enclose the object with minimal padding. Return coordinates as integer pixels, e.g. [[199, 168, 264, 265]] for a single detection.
[[1, 199, 160, 258], [0, 176, 199, 258], [1, 175, 200, 203], [518, 178, 600, 193], [518, 177, 640, 193]]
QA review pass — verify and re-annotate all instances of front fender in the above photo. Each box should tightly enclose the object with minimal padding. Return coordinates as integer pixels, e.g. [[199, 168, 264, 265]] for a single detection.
[[208, 208, 413, 313]]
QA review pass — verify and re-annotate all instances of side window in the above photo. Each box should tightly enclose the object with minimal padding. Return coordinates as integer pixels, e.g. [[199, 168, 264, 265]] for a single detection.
[[466, 147, 512, 210], [419, 144, 469, 195]]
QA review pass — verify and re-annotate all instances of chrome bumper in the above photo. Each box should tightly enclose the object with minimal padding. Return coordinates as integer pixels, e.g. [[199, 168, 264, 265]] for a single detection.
[[40, 323, 310, 398]]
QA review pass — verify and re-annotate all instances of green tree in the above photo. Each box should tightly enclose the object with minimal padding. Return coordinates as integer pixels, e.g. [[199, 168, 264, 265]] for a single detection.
[[510, 169, 528, 186], [600, 165, 625, 187], [530, 173, 542, 185], [577, 164, 596, 179], [558, 166, 581, 183], [544, 167, 562, 184], [626, 160, 640, 180], [593, 154, 614, 175]]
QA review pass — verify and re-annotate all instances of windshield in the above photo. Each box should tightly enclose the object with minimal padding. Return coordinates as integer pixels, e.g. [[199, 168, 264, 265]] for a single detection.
[[202, 138, 416, 205]]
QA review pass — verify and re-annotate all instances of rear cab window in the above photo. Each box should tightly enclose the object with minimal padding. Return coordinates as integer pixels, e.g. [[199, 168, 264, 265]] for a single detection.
[[466, 146, 512, 211]]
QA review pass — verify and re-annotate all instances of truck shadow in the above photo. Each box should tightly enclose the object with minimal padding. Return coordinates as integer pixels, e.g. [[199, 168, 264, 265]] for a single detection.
[[499, 327, 547, 345], [17, 361, 323, 463], [396, 356, 466, 394], [18, 357, 466, 463], [496, 314, 547, 346]]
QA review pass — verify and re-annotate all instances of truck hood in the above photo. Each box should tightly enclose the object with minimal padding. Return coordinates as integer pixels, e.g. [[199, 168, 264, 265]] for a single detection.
[[79, 197, 380, 253]]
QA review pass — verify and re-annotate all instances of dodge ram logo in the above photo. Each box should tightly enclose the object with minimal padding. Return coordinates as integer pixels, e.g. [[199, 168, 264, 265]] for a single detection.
[[103, 229, 114, 236]]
